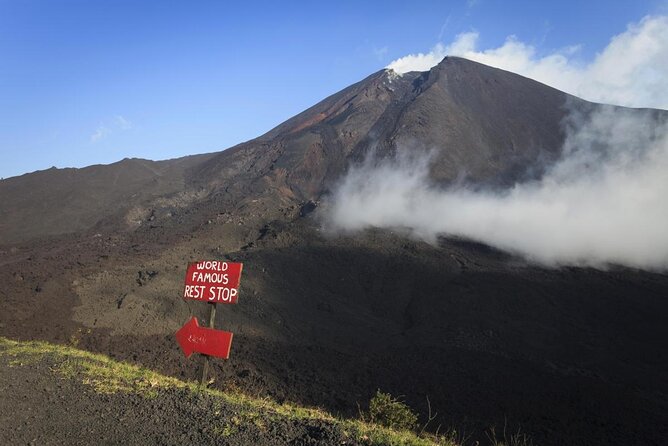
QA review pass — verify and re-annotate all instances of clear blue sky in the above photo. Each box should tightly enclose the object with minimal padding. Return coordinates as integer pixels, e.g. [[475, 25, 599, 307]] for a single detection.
[[0, 0, 664, 179]]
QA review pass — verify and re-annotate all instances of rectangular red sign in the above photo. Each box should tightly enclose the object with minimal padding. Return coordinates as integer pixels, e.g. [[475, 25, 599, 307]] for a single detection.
[[183, 260, 243, 303]]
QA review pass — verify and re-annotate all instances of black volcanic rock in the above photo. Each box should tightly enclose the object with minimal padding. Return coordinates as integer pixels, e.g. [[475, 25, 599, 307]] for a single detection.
[[1, 58, 668, 446]]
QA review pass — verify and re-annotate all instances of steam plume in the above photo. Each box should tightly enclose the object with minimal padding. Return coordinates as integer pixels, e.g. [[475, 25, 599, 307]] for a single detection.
[[387, 15, 668, 109], [327, 107, 668, 270]]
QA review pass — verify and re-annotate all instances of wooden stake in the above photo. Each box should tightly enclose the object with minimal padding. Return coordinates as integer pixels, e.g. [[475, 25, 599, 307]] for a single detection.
[[200, 302, 217, 387]]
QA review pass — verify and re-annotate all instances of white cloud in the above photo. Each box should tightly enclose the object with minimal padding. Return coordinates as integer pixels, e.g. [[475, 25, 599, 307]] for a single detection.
[[90, 115, 133, 143], [90, 125, 111, 143], [387, 15, 668, 110], [332, 15, 668, 271], [326, 107, 668, 271], [115, 115, 133, 130]]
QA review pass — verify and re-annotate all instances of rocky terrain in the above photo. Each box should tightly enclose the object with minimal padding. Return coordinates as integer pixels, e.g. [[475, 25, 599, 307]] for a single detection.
[[1, 57, 667, 445]]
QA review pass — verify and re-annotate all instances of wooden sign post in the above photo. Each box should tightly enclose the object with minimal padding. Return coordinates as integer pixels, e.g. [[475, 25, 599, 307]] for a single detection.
[[201, 302, 216, 386], [176, 260, 243, 387]]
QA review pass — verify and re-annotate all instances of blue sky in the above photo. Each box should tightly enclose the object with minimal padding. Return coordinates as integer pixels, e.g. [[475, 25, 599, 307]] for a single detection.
[[1, 0, 666, 179]]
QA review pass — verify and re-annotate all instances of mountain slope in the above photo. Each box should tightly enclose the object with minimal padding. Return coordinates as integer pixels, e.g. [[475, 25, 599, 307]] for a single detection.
[[192, 57, 578, 203], [0, 154, 214, 244], [4, 57, 665, 246], [1, 337, 450, 446], [2, 57, 668, 446]]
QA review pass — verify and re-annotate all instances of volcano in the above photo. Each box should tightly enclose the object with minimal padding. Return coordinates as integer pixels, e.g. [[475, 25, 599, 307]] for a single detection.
[[1, 57, 667, 445]]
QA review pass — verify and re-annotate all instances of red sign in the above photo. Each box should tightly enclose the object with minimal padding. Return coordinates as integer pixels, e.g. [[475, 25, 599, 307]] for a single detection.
[[175, 317, 234, 359], [183, 260, 243, 304]]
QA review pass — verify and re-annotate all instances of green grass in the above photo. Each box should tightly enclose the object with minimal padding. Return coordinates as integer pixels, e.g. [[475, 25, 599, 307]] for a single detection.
[[0, 336, 457, 446]]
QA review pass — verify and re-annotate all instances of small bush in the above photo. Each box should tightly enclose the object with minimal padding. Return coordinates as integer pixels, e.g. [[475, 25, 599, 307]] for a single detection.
[[368, 390, 418, 431]]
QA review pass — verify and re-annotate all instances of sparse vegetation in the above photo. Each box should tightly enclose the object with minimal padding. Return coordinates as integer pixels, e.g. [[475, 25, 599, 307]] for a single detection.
[[0, 337, 459, 446], [1, 337, 534, 446], [67, 327, 91, 348], [367, 390, 419, 431], [486, 423, 534, 446]]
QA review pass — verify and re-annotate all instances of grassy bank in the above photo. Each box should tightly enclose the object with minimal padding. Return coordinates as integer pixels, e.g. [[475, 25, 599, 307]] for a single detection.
[[0, 336, 456, 446]]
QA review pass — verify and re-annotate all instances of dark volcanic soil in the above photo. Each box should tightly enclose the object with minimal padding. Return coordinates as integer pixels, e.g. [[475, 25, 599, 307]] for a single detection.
[[0, 348, 357, 446], [2, 215, 667, 446]]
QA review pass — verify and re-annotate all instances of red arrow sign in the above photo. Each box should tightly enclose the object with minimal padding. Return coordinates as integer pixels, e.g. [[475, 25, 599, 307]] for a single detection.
[[175, 317, 233, 359]]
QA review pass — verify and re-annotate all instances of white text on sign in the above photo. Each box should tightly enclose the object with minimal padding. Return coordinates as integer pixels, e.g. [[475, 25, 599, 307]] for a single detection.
[[183, 285, 238, 302], [182, 260, 243, 304]]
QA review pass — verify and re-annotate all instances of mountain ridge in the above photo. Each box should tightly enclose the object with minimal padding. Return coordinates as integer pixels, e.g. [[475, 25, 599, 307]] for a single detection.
[[4, 57, 667, 245]]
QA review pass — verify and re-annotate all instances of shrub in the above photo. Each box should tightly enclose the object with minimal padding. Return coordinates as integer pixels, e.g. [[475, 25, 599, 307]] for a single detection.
[[368, 390, 418, 431]]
